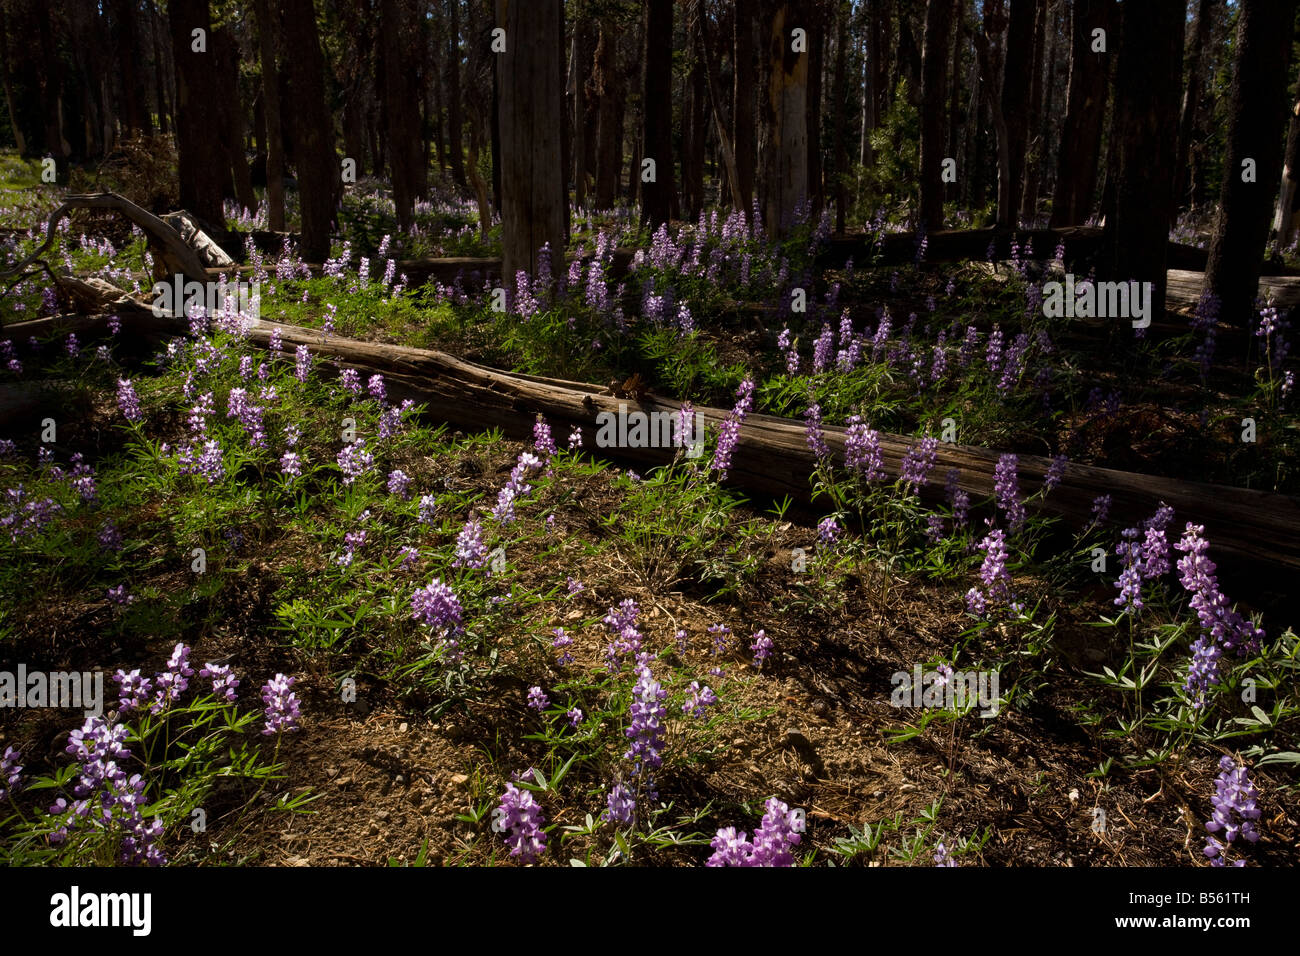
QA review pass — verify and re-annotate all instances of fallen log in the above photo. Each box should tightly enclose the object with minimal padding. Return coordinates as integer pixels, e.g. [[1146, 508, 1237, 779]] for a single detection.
[[5, 311, 1298, 578], [0, 192, 212, 285]]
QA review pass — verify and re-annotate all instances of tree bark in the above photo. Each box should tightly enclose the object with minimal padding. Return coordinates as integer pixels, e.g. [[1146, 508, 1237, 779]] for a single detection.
[[280, 0, 337, 262], [1017, 0, 1047, 225], [641, 0, 678, 229], [254, 0, 286, 231], [1174, 0, 1217, 215], [496, 0, 565, 280], [446, 0, 467, 188], [758, 0, 810, 237], [1050, 0, 1111, 228], [1099, 0, 1184, 322], [1206, 0, 1298, 327], [111, 0, 150, 134], [919, 0, 956, 231], [168, 0, 224, 228], [593, 18, 622, 209], [382, 0, 425, 233], [734, 0, 757, 213]]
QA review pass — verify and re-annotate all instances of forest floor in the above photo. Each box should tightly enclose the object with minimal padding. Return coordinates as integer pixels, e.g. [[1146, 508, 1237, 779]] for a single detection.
[[1, 159, 1297, 867]]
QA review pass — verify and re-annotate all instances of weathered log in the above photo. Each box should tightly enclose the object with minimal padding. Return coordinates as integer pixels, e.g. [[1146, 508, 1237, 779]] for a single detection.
[[6, 311, 1298, 577], [0, 192, 211, 285]]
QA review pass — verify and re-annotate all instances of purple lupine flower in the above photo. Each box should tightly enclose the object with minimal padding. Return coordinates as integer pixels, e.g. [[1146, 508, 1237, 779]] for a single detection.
[[497, 782, 547, 863], [818, 516, 841, 547], [533, 414, 557, 457], [1090, 494, 1112, 527], [552, 628, 574, 666], [452, 517, 488, 569], [845, 416, 885, 481], [294, 345, 312, 383], [567, 427, 583, 450], [1185, 635, 1223, 709], [566, 576, 584, 595], [0, 745, 22, 801], [899, 438, 939, 491], [411, 578, 464, 633], [116, 379, 143, 423], [151, 642, 194, 713], [336, 440, 374, 485], [261, 673, 301, 735], [993, 454, 1026, 532], [279, 450, 302, 485], [934, 842, 956, 867], [967, 528, 1012, 615], [682, 681, 718, 718], [1043, 454, 1067, 493], [603, 782, 635, 826], [526, 686, 549, 711], [750, 631, 773, 668], [804, 404, 828, 460], [226, 387, 267, 448], [624, 661, 668, 776], [367, 374, 387, 404], [417, 494, 438, 524], [106, 584, 135, 606], [712, 378, 755, 480], [112, 670, 153, 714], [812, 324, 834, 373], [339, 368, 362, 394], [707, 797, 803, 867], [1176, 524, 1264, 657], [1204, 756, 1262, 866], [566, 707, 582, 728], [387, 469, 411, 498], [1141, 524, 1171, 579], [199, 663, 240, 702]]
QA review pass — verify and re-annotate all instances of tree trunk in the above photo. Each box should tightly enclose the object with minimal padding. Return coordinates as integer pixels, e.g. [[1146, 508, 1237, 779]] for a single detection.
[[1050, 0, 1111, 228], [1099, 0, 1184, 322], [641, 0, 677, 229], [281, 0, 336, 262], [496, 0, 565, 280], [571, 20, 591, 210], [382, 0, 424, 233], [593, 18, 622, 210], [214, 27, 257, 215], [758, 0, 810, 237], [1206, 0, 1298, 327], [446, 0, 467, 188], [831, 0, 849, 233], [111, 0, 150, 134], [734, 0, 757, 214], [1017, 0, 1047, 226], [1274, 95, 1300, 252], [919, 0, 956, 231], [806, 0, 825, 215], [682, 15, 707, 222], [149, 0, 170, 135], [973, 0, 1012, 229], [254, 0, 286, 231], [168, 0, 224, 227], [1174, 0, 1217, 215], [1000, 0, 1034, 222]]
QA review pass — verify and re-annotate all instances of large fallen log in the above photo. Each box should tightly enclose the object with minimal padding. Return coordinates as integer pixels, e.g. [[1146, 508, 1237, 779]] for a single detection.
[[0, 192, 213, 285], [5, 311, 1298, 579]]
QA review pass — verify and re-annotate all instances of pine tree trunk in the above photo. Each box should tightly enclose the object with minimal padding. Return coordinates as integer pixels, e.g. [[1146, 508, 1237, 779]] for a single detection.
[[1206, 0, 1298, 326], [1099, 0, 1184, 321], [641, 0, 677, 229], [919, 0, 956, 231], [758, 0, 810, 237], [593, 19, 622, 210], [446, 0, 467, 188], [254, 0, 285, 231], [1174, 0, 1217, 215], [168, 0, 224, 227], [280, 0, 336, 262], [1049, 0, 1111, 228], [496, 0, 565, 280], [734, 0, 757, 213]]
